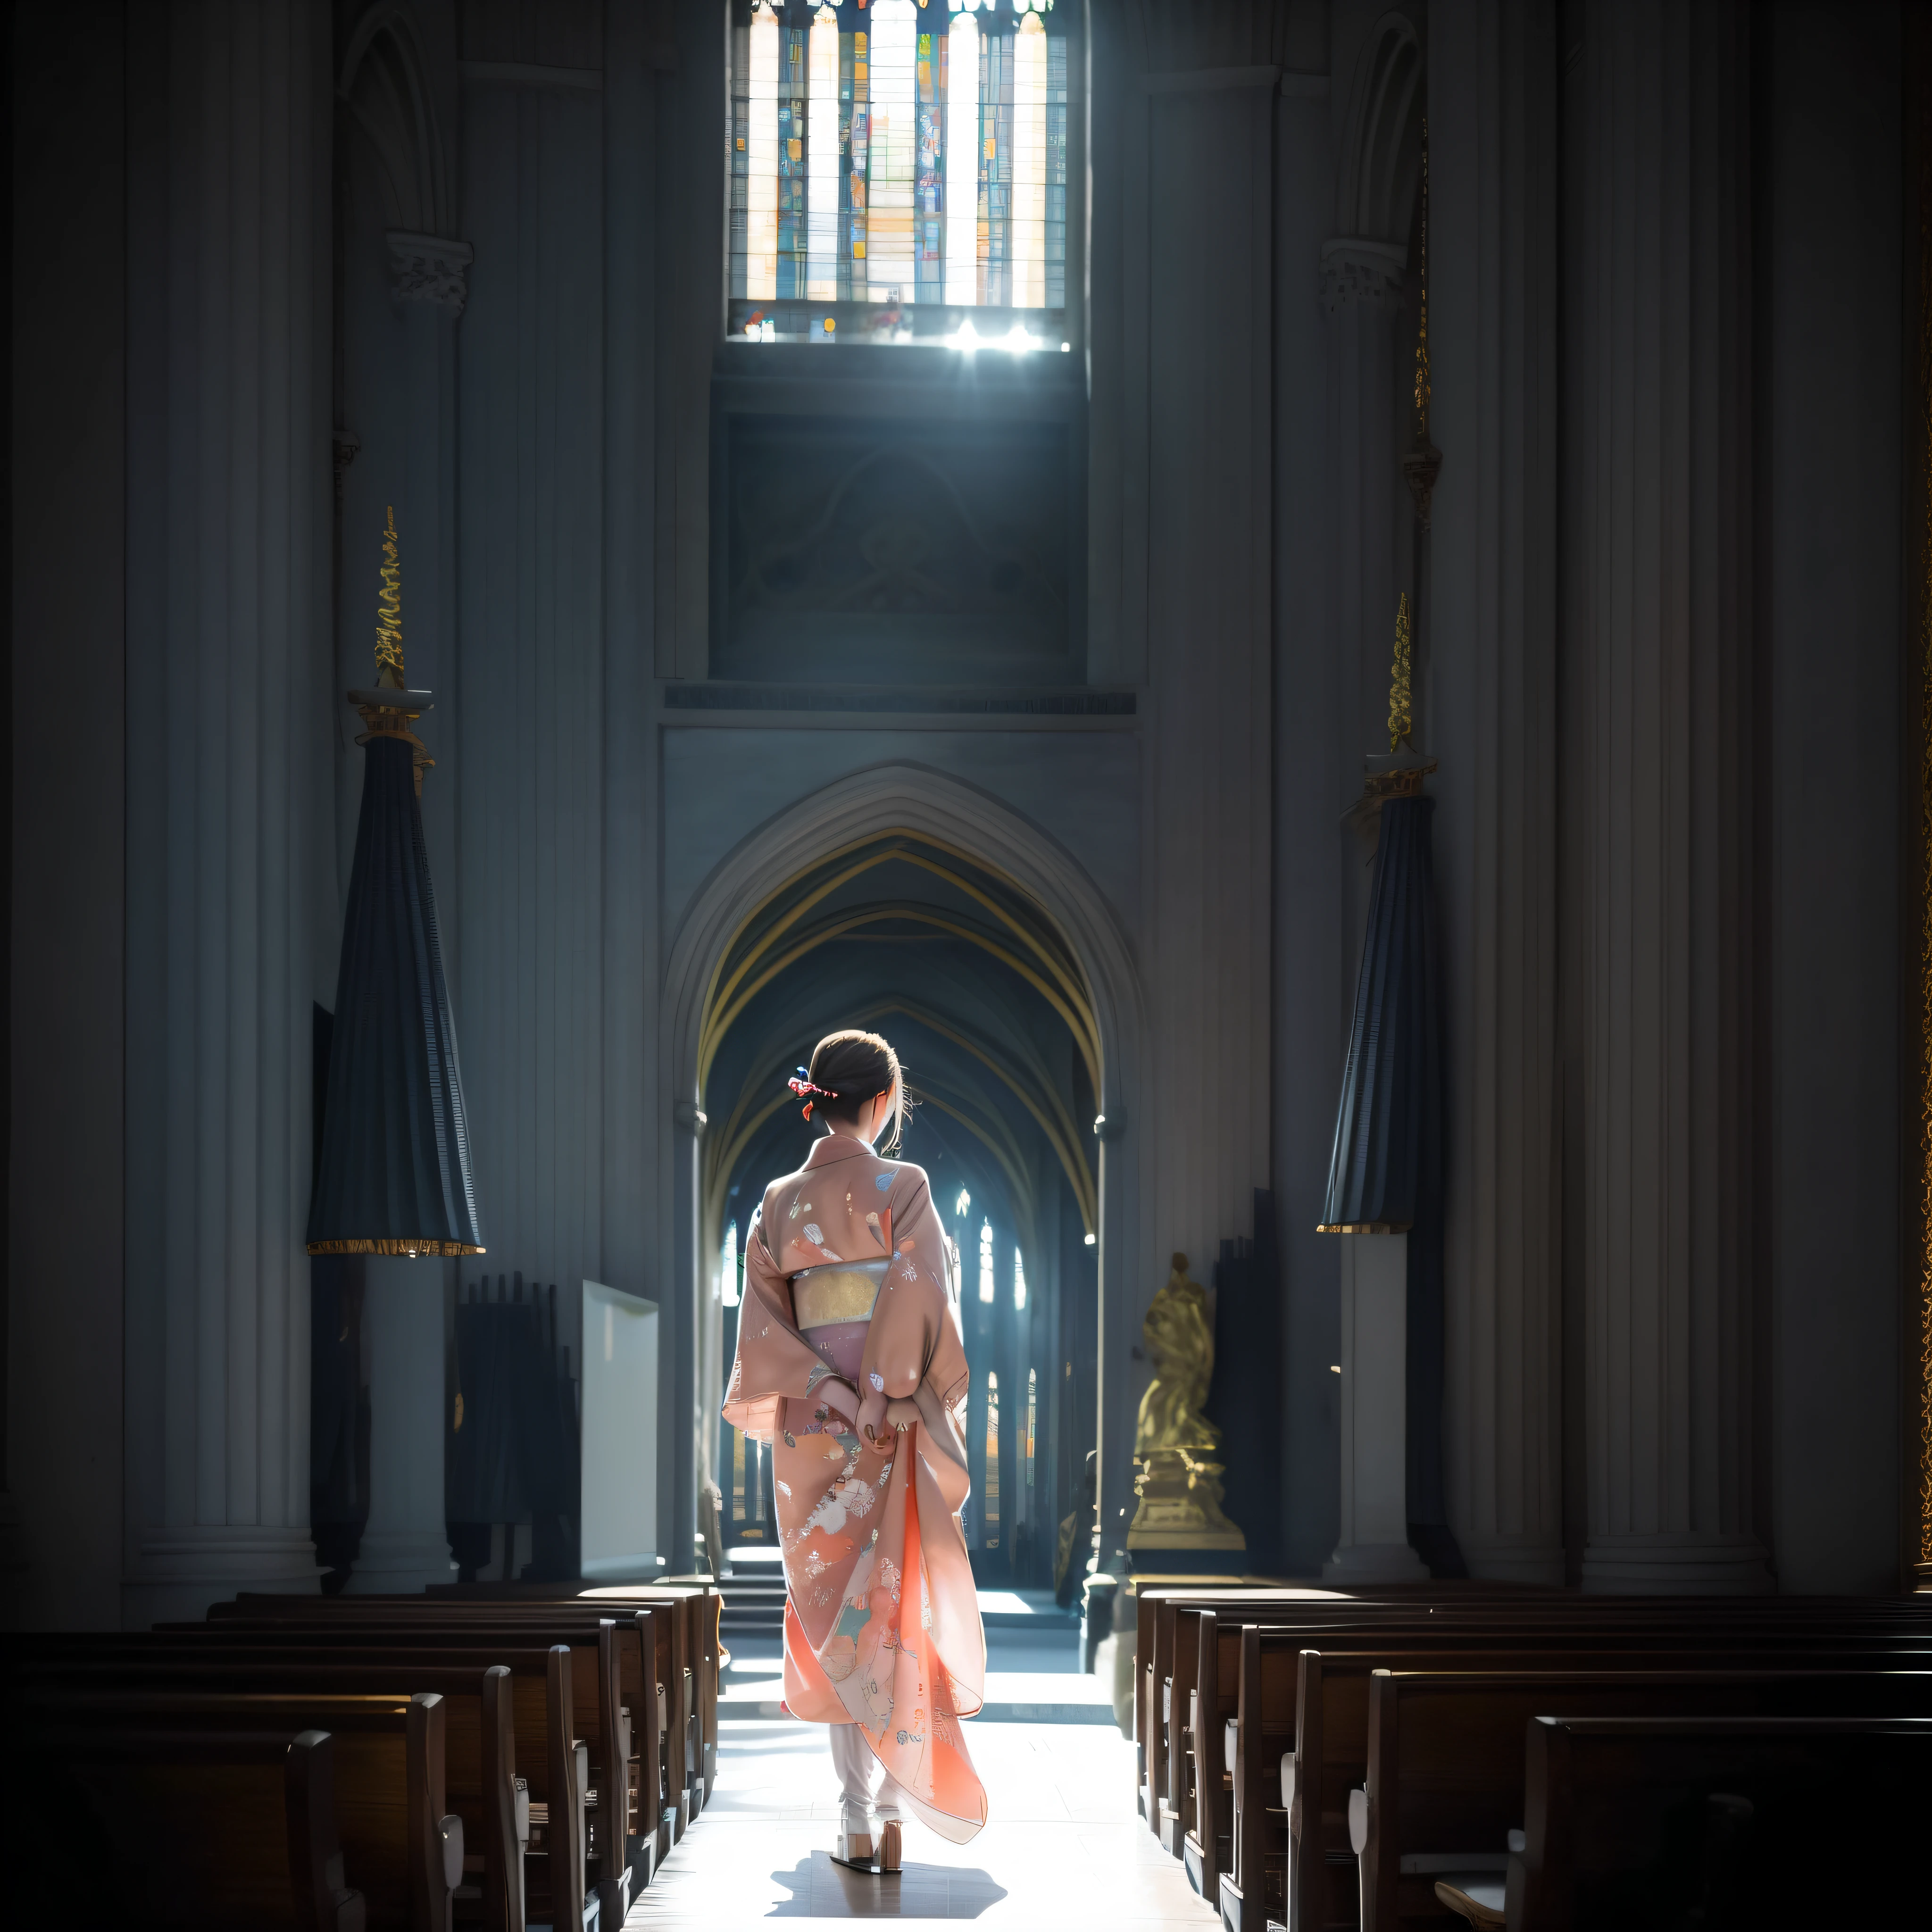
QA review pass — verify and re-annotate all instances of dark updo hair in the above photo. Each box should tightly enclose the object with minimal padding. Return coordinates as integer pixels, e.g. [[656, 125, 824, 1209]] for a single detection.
[[807, 1029, 910, 1154]]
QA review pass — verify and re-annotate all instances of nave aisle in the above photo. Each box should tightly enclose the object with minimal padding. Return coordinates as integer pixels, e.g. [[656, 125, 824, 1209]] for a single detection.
[[627, 1634, 1214, 1930]]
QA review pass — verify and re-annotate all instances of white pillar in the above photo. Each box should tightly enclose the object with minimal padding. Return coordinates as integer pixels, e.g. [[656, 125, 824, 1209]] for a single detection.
[[121, 0, 333, 1627], [1428, 0, 1564, 1584], [1569, 0, 1769, 1594], [1324, 1234, 1427, 1583], [347, 1259, 454, 1593]]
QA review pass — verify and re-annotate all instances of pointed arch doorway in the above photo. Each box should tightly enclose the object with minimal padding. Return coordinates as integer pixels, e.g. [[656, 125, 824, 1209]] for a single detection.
[[662, 766, 1145, 1597]]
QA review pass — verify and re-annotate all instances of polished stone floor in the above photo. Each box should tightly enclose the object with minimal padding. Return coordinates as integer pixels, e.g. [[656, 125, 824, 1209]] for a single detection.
[[624, 1617, 1216, 1930]]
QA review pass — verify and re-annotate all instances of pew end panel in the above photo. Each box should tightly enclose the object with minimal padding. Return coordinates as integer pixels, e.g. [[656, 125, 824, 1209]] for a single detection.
[[1184, 1616, 1244, 1905]]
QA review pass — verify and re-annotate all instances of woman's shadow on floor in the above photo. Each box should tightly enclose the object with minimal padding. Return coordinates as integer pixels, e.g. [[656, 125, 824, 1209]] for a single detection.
[[767, 1851, 1009, 1918]]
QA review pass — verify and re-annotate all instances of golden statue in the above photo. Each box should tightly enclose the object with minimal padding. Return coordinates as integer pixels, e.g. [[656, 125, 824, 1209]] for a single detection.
[[1134, 1253, 1219, 1456], [1127, 1254, 1244, 1552]]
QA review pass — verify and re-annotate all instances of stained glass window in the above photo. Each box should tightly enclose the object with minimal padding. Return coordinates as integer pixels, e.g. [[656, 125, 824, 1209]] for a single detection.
[[1012, 1245, 1026, 1311], [728, 0, 1071, 348], [1025, 1366, 1037, 1490], [721, 1219, 741, 1307], [979, 1218, 995, 1303], [984, 1370, 1000, 1547]]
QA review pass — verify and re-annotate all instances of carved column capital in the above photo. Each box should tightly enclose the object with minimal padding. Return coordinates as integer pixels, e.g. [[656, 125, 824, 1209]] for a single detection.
[[386, 231, 474, 312], [1320, 236, 1407, 312]]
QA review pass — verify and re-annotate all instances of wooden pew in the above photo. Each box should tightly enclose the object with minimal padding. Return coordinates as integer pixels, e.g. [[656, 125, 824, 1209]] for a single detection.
[[1135, 1581, 1585, 1768], [1182, 1607, 1244, 1905], [1220, 1621, 1932, 1932], [1362, 1666, 1932, 1932], [573, 1590, 711, 1831], [1141, 1585, 1689, 1854], [1164, 1599, 1324, 1895], [216, 1585, 710, 1841], [197, 1600, 683, 1890], [1511, 1714, 1932, 1930], [1162, 1597, 1582, 1898], [1136, 1588, 1353, 1837], [5, 1724, 364, 1929], [229, 1582, 717, 1807], [1224, 1624, 1303, 1932], [1180, 1594, 1932, 1857], [13, 1688, 463, 1932], [287, 1596, 690, 1873], [12, 1641, 555, 1932], [1150, 1583, 1932, 1928]]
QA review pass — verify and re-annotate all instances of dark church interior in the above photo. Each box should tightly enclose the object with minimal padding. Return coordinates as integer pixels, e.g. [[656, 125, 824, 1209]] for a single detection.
[[7, 0, 1932, 1925]]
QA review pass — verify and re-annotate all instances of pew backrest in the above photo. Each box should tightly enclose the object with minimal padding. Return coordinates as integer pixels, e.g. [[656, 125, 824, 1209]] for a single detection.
[[17, 1688, 455, 1932], [13, 1724, 363, 1930], [1218, 1629, 1932, 1932], [1364, 1668, 1932, 1932], [11, 1641, 542, 1932], [1515, 1714, 1932, 1931]]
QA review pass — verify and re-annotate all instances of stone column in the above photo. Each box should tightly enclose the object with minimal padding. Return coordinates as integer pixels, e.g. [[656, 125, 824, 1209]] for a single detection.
[[453, 51, 609, 1481], [346, 1260, 455, 1592], [1568, 0, 1769, 1593], [1133, 55, 1276, 1568], [1428, 0, 1564, 1583], [122, 0, 333, 1625]]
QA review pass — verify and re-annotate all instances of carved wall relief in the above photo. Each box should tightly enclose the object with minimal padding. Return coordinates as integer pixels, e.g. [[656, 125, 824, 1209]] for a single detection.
[[713, 413, 1079, 686]]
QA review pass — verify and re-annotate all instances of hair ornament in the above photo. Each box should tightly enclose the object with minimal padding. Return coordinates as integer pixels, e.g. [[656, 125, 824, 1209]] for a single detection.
[[787, 1066, 840, 1121]]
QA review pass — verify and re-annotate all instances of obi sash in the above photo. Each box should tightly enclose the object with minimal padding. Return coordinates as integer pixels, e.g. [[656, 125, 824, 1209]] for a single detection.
[[790, 1258, 888, 1331]]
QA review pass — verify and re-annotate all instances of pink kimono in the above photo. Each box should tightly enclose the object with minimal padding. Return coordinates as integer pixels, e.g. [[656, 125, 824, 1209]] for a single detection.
[[722, 1134, 988, 1844]]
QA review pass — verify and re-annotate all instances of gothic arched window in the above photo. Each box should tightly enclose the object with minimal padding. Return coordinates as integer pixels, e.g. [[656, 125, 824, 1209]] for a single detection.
[[728, 0, 1071, 348], [983, 1370, 1000, 1548]]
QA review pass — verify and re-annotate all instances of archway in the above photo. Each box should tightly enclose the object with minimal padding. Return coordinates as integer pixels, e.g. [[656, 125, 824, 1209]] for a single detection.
[[663, 764, 1145, 1593]]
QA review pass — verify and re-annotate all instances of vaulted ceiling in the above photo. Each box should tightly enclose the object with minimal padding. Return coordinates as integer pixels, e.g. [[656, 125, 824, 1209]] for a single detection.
[[698, 831, 1099, 1267]]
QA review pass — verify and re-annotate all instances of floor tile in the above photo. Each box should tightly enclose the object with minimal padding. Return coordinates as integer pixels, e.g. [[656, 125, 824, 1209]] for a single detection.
[[624, 1719, 1218, 1930]]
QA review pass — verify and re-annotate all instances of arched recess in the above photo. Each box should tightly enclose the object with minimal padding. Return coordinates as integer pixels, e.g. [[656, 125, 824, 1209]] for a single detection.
[[1336, 11, 1426, 248], [339, 0, 450, 238], [668, 765, 1142, 1116], [662, 762, 1146, 1580]]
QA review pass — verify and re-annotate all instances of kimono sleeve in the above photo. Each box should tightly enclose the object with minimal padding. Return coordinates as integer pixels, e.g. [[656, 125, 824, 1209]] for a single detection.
[[858, 1164, 968, 1409], [720, 1200, 841, 1442]]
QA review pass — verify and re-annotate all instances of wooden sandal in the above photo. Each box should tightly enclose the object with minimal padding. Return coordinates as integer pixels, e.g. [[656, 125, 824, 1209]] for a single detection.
[[833, 1800, 879, 1872], [832, 1826, 876, 1871]]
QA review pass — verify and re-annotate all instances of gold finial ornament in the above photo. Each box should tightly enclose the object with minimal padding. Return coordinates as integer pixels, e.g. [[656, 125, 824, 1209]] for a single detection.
[[348, 506, 434, 794], [1388, 592, 1415, 751], [375, 505, 406, 688], [1345, 592, 1437, 841]]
